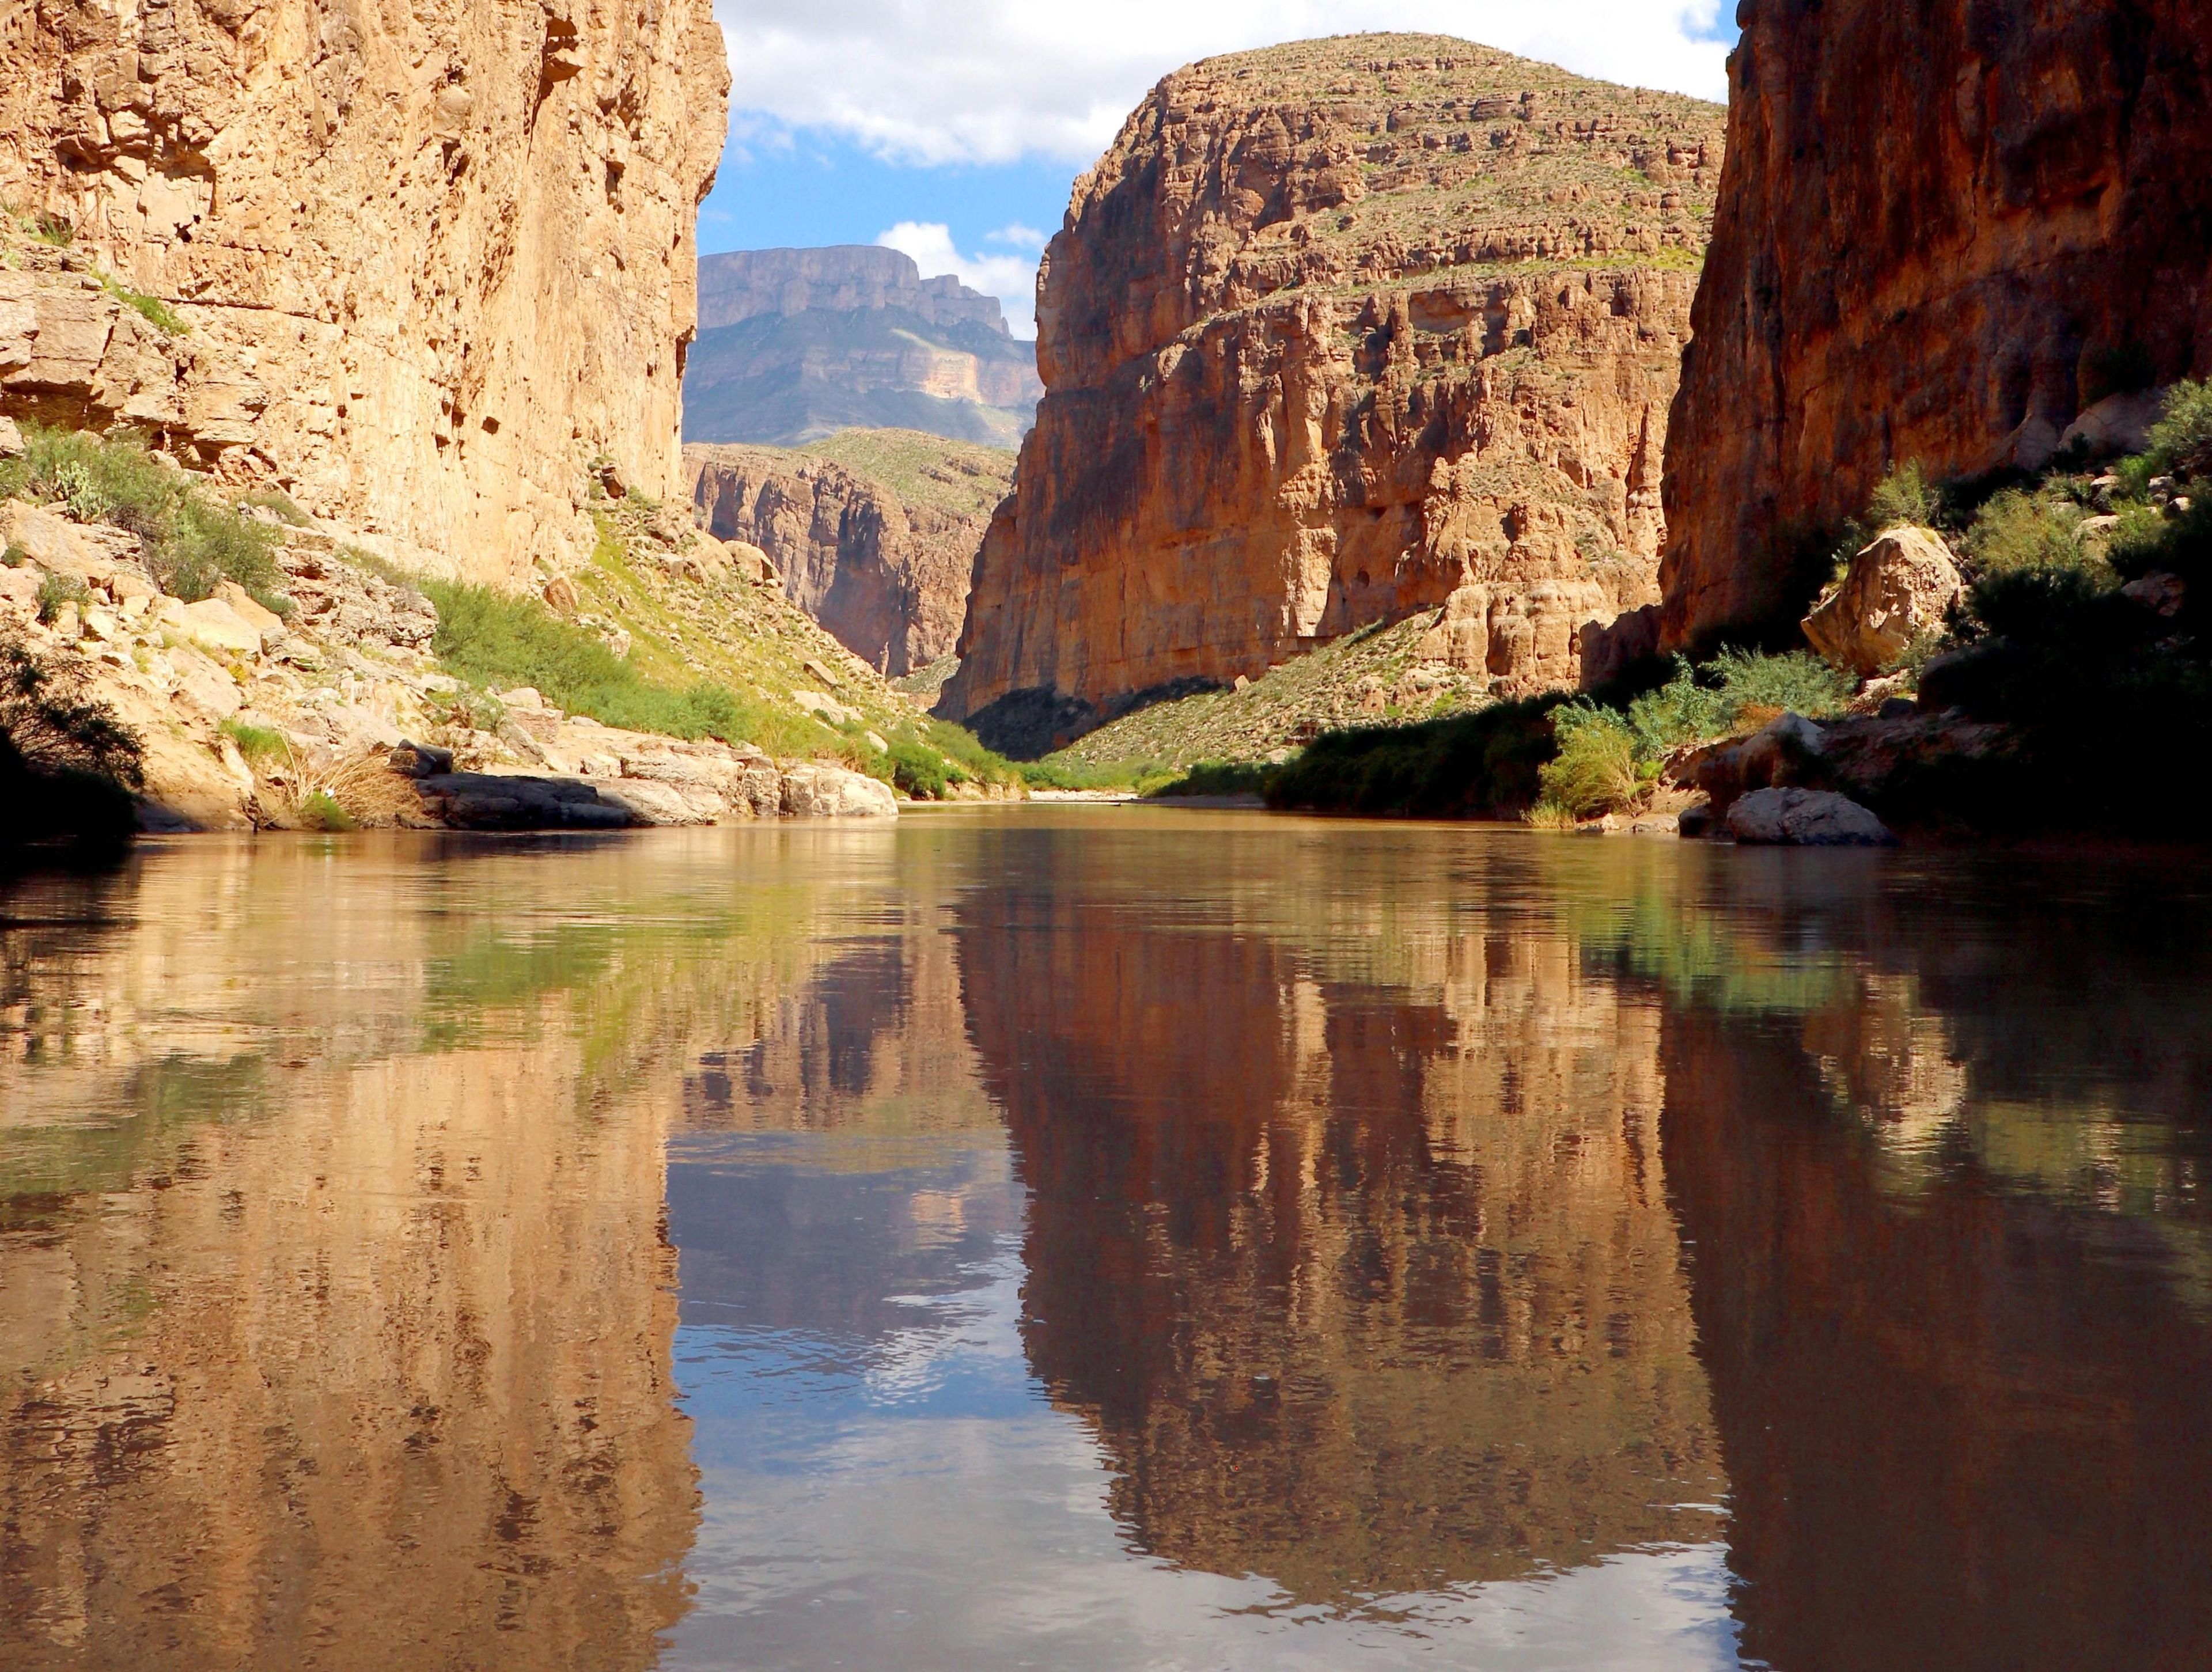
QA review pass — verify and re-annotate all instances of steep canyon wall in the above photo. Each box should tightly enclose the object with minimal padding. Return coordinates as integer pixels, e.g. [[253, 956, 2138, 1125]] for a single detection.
[[1658, 0, 2212, 646], [686, 432, 1014, 676], [941, 35, 1723, 749], [0, 0, 729, 582]]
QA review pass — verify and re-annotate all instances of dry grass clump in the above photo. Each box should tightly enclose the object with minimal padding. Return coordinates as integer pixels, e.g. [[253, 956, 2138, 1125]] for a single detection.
[[227, 729, 421, 831]]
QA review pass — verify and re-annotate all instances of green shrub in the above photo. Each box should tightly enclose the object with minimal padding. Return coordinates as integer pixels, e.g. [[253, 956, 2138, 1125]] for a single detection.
[[0, 631, 141, 787], [35, 572, 88, 625], [1148, 760, 1276, 799], [1537, 704, 1645, 817], [418, 574, 831, 753], [1, 542, 25, 567], [2144, 379, 2212, 478], [1625, 649, 1851, 758], [99, 275, 187, 336], [7, 424, 287, 613], [219, 718, 289, 767], [1867, 460, 1940, 529], [1963, 487, 2098, 578], [887, 738, 950, 799], [1267, 696, 1564, 817], [298, 791, 357, 833]]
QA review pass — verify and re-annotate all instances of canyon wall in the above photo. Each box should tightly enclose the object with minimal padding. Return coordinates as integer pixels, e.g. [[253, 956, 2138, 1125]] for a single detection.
[[940, 35, 1722, 750], [687, 431, 1014, 676], [684, 247, 1042, 448], [0, 0, 729, 582], [1658, 0, 2212, 647]]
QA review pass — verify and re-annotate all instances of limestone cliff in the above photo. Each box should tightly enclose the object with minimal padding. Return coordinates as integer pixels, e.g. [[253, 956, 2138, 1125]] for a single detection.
[[685, 247, 1043, 448], [0, 0, 729, 583], [687, 430, 1013, 676], [941, 35, 1722, 750], [1657, 0, 2212, 647]]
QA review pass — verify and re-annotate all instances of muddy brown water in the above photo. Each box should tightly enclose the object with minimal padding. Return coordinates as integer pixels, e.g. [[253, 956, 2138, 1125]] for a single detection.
[[3, 809, 2209, 1671]]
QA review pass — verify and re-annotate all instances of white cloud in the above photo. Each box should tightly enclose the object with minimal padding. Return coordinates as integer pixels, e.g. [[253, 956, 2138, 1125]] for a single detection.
[[877, 222, 1044, 339], [714, 2, 1731, 168]]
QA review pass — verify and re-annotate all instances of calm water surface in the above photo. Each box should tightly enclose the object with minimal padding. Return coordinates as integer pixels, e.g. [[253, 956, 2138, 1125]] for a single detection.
[[3, 809, 2209, 1671]]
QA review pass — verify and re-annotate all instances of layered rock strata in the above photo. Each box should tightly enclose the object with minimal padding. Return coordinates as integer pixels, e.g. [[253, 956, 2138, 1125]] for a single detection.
[[686, 433, 1014, 675], [684, 247, 1043, 448], [941, 35, 1722, 750], [1657, 0, 2212, 647], [0, 0, 729, 582]]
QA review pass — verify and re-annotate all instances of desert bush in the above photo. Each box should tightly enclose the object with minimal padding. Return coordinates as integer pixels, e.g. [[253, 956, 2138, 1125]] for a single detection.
[[1267, 696, 1564, 817], [1963, 487, 2100, 579], [1149, 760, 1276, 799], [219, 718, 289, 766], [1626, 649, 1851, 758], [1537, 704, 1645, 818], [4, 424, 287, 613], [886, 738, 951, 799], [1867, 460, 1941, 529], [35, 572, 88, 625]]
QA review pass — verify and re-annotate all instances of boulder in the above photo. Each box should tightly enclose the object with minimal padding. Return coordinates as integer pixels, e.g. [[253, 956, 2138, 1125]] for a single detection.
[[388, 740, 456, 779], [1680, 711, 1828, 813], [1726, 787, 1896, 847], [2058, 388, 2168, 460], [216, 580, 286, 636], [0, 415, 21, 459], [1802, 526, 1963, 677], [2121, 571, 2186, 618], [780, 763, 898, 819], [414, 771, 636, 830], [177, 597, 264, 656]]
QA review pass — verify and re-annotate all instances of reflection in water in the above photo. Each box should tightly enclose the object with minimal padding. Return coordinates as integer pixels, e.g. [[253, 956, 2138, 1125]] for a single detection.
[[955, 827, 1725, 1602], [1, 816, 2208, 1671]]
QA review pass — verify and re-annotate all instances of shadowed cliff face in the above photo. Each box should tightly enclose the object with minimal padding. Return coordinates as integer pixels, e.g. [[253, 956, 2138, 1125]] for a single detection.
[[0, 0, 729, 582], [1658, 0, 2212, 645], [943, 34, 1722, 749], [951, 832, 1724, 1600]]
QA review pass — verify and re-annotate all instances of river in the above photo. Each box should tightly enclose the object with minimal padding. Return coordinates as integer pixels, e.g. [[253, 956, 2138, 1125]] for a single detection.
[[3, 809, 2208, 1671]]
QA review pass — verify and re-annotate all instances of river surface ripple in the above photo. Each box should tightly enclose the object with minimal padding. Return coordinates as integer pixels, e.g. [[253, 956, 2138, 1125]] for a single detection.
[[3, 809, 2209, 1671]]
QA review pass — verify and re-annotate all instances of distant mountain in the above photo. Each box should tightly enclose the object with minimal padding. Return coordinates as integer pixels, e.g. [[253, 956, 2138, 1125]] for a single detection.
[[683, 247, 1044, 448]]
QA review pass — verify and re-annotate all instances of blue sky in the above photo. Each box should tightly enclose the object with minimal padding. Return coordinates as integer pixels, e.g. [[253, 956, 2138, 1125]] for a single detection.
[[700, 2, 1740, 336]]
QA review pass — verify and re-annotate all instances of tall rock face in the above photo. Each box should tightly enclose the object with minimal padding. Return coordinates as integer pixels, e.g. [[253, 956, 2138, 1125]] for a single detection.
[[0, 0, 729, 582], [1658, 0, 2212, 647], [940, 35, 1722, 750], [684, 247, 1044, 449], [687, 430, 1014, 676]]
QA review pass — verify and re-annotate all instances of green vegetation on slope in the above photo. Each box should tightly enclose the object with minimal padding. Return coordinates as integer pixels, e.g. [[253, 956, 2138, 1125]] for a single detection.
[[1, 424, 285, 613], [796, 429, 1016, 518]]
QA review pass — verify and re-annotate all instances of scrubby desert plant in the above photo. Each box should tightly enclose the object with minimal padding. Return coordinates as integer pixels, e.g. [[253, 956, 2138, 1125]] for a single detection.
[[1537, 704, 1646, 818], [1867, 460, 1941, 529], [1963, 487, 2101, 579], [0, 631, 143, 848]]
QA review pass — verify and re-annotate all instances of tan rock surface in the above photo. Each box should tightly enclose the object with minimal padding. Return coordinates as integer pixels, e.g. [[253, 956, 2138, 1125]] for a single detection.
[[687, 431, 1014, 676], [1802, 526, 1963, 677], [1, 0, 729, 583], [1657, 0, 2212, 648], [941, 34, 1722, 750]]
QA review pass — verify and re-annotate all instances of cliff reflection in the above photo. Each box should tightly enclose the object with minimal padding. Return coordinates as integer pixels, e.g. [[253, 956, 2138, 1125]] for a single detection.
[[955, 831, 1725, 1603], [1624, 852, 2212, 1672], [0, 832, 899, 1671]]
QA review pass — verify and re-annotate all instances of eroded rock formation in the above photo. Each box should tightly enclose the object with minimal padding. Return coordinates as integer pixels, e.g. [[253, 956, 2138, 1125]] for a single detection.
[[687, 433, 1013, 675], [1657, 0, 2212, 647], [0, 0, 729, 582], [941, 35, 1722, 750]]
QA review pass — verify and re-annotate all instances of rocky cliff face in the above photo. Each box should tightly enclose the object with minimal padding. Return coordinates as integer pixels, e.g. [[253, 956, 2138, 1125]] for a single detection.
[[940, 35, 1721, 749], [684, 247, 1043, 448], [687, 430, 1013, 676], [1658, 0, 2212, 647], [699, 246, 1013, 336], [0, 0, 729, 582]]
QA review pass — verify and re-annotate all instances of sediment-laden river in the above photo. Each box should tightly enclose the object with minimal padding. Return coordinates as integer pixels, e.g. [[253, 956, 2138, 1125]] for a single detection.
[[3, 810, 2209, 1671]]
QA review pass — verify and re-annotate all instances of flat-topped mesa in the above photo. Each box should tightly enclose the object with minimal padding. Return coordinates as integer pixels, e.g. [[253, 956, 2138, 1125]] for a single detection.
[[0, 0, 729, 584], [699, 247, 1014, 336], [1657, 0, 2212, 650], [939, 33, 1722, 753]]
